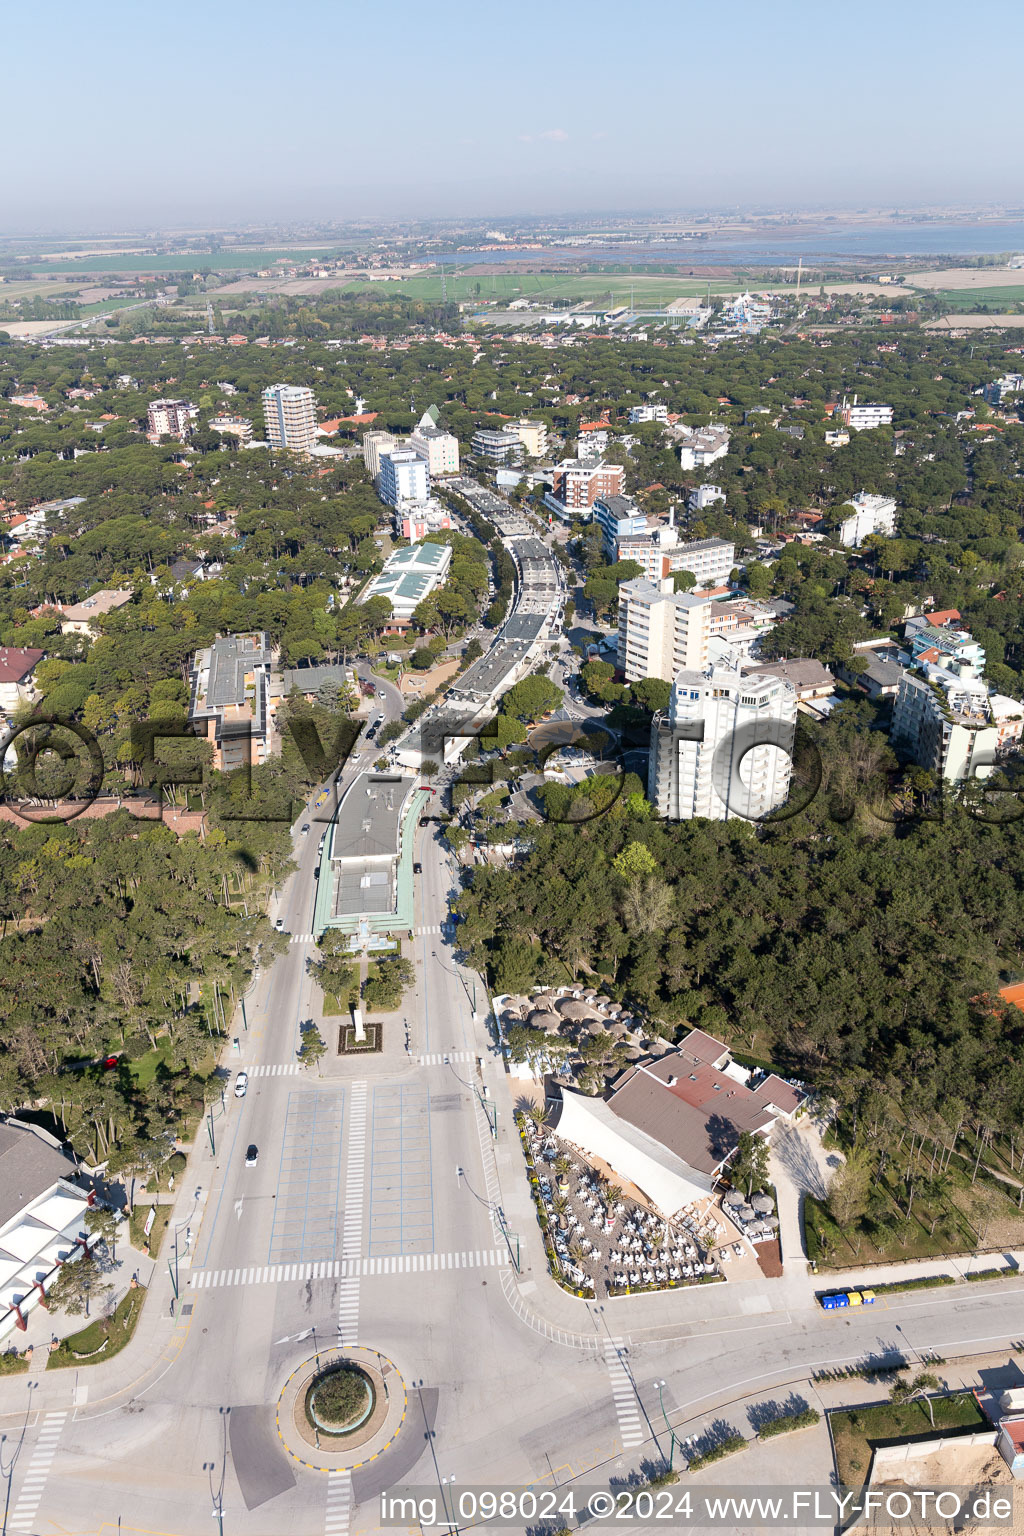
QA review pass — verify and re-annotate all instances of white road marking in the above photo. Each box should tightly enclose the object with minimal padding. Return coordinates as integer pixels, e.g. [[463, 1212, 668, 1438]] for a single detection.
[[188, 1249, 508, 1290], [604, 1337, 645, 1448], [9, 1411, 66, 1531]]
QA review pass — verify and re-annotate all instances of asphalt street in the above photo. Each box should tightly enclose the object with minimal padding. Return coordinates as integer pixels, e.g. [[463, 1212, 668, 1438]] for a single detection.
[[5, 677, 1024, 1529]]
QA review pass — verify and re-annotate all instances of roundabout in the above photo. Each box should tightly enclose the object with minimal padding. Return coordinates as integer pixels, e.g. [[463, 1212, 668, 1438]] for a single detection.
[[276, 1345, 408, 1472]]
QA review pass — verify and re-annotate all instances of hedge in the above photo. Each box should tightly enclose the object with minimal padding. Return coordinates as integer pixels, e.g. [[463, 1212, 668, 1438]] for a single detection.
[[965, 1265, 1020, 1282], [868, 1274, 956, 1295], [759, 1408, 820, 1438], [686, 1434, 747, 1471]]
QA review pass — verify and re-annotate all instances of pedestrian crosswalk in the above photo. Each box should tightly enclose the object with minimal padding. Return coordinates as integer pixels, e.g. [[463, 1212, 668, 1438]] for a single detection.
[[289, 932, 316, 945], [418, 1050, 476, 1066], [9, 1410, 66, 1532], [339, 1081, 366, 1346], [604, 1337, 645, 1449], [190, 1248, 508, 1290], [413, 924, 443, 936], [325, 1469, 353, 1536], [251, 1063, 302, 1078]]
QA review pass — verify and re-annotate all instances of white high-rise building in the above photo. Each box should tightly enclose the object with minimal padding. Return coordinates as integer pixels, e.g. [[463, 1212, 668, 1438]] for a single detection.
[[407, 425, 460, 477], [649, 659, 797, 821], [261, 384, 318, 452], [837, 491, 898, 548], [378, 448, 430, 508], [616, 577, 715, 683], [147, 398, 195, 440], [362, 430, 397, 481]]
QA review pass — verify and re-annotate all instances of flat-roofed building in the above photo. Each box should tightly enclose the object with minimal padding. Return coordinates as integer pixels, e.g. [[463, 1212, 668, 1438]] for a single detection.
[[407, 425, 459, 477], [147, 398, 195, 441], [616, 577, 714, 683], [362, 429, 396, 481], [649, 657, 797, 820], [188, 631, 276, 771], [209, 414, 253, 445], [511, 419, 548, 458], [471, 427, 523, 463], [378, 448, 430, 508], [836, 491, 897, 548], [261, 384, 318, 453]]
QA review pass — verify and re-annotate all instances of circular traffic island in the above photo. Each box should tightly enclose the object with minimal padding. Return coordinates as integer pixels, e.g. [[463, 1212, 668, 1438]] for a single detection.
[[278, 1347, 406, 1470], [306, 1365, 375, 1437]]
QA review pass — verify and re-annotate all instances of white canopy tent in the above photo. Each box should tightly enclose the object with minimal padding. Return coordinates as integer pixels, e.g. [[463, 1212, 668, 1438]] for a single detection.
[[556, 1090, 714, 1216]]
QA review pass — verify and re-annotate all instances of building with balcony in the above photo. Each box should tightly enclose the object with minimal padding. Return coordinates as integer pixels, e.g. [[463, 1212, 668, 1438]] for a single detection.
[[378, 448, 430, 508], [510, 419, 548, 458], [836, 491, 898, 548], [648, 658, 797, 821], [837, 396, 894, 431], [890, 669, 1023, 783], [147, 398, 195, 441], [676, 424, 730, 470], [616, 578, 715, 683], [362, 430, 397, 482], [261, 384, 318, 453], [188, 631, 276, 771], [209, 414, 253, 445], [471, 428, 523, 463], [628, 403, 669, 424], [550, 458, 624, 511], [407, 425, 460, 477]]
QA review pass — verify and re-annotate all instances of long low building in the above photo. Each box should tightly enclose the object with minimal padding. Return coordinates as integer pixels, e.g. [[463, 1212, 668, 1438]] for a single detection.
[[359, 541, 452, 625], [0, 1120, 94, 1342], [553, 1029, 804, 1217]]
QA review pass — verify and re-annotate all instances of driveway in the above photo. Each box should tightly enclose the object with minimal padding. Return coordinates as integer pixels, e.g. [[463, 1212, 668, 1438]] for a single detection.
[[769, 1116, 842, 1271]]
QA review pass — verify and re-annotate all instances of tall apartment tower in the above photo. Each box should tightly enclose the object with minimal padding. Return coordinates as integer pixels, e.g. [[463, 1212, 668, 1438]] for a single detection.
[[616, 577, 714, 683], [648, 658, 797, 821], [362, 430, 397, 481], [261, 384, 318, 452]]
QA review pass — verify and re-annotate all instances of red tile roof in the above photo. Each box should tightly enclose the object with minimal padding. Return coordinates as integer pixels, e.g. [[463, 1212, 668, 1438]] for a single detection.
[[0, 646, 44, 683]]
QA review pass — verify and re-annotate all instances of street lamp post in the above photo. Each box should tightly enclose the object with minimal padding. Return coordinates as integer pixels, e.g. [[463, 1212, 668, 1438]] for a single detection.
[[655, 1379, 676, 1470]]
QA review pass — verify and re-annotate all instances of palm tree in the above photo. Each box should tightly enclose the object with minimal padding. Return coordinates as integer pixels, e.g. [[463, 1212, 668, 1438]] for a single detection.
[[554, 1155, 571, 1178]]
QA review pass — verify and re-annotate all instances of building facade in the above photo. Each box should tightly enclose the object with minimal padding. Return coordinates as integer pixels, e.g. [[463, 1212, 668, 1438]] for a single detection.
[[550, 458, 624, 510], [649, 659, 797, 821], [838, 397, 894, 431], [511, 419, 548, 458], [407, 426, 460, 477], [890, 669, 1023, 782], [362, 430, 397, 481], [669, 537, 735, 588], [147, 399, 195, 440], [616, 578, 714, 683], [837, 491, 898, 548], [628, 404, 669, 424], [677, 424, 730, 470], [471, 428, 523, 462], [261, 385, 318, 453], [378, 448, 430, 508]]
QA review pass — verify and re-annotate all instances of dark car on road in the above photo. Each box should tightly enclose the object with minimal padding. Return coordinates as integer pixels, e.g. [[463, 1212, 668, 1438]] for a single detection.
[[245, 1144, 259, 1167]]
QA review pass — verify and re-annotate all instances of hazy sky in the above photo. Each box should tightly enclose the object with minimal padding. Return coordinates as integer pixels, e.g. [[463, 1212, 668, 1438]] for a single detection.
[[7, 0, 1024, 231]]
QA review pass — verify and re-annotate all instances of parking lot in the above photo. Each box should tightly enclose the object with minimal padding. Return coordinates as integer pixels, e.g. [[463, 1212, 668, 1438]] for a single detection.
[[367, 1082, 435, 1256], [267, 1088, 346, 1265]]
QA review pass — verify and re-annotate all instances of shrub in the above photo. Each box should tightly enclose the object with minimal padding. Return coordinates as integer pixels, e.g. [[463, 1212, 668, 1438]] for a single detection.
[[686, 1434, 747, 1471], [311, 1369, 369, 1428], [965, 1266, 1020, 1282], [759, 1408, 820, 1438]]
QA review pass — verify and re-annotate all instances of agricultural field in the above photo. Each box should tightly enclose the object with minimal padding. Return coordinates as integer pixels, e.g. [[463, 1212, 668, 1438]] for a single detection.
[[333, 269, 748, 306], [22, 247, 342, 275], [923, 285, 1024, 309]]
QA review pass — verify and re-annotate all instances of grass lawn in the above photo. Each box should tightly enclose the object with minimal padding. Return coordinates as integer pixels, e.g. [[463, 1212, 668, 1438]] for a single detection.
[[129, 1036, 174, 1088], [830, 1393, 984, 1488], [47, 1286, 147, 1370], [0, 1349, 29, 1375], [335, 269, 744, 307], [924, 286, 1024, 309], [129, 1204, 171, 1256], [322, 991, 350, 1018]]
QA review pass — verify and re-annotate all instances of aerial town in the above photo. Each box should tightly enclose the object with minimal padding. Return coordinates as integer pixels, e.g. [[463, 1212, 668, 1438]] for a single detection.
[[3, 5, 1024, 1536]]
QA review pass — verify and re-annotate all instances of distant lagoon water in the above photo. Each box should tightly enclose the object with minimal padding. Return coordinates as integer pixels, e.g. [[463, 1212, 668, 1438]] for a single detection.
[[457, 219, 1024, 267]]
